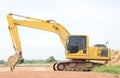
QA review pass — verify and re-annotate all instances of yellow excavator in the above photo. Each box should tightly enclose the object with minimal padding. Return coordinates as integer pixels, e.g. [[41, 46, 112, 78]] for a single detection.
[[7, 13, 111, 71]]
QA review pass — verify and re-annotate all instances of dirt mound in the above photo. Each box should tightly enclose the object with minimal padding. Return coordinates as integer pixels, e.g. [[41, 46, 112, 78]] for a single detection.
[[107, 50, 120, 65]]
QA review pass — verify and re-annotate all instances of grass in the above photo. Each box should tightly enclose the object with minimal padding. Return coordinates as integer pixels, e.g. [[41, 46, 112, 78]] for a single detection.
[[92, 65, 120, 76]]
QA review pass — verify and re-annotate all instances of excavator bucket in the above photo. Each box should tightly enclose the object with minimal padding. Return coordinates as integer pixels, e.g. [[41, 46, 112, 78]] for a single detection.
[[8, 53, 20, 71]]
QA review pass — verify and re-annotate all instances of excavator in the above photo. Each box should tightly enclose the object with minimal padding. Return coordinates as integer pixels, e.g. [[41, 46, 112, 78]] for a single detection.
[[7, 13, 111, 71]]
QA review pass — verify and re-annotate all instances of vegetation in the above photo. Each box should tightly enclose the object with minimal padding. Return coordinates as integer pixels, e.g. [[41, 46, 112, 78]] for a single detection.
[[0, 60, 4, 64], [1, 57, 120, 76], [92, 65, 120, 76], [0, 56, 57, 66], [18, 58, 25, 64], [45, 56, 56, 63]]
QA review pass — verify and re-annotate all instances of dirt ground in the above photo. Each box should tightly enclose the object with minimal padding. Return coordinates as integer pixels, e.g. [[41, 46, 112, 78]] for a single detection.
[[0, 67, 119, 78]]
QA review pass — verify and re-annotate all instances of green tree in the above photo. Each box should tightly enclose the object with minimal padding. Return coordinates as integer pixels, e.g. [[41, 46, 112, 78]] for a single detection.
[[18, 58, 24, 64], [0, 60, 4, 64], [45, 56, 56, 63]]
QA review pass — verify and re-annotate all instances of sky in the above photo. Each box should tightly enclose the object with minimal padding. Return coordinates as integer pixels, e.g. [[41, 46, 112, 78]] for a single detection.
[[0, 0, 120, 61]]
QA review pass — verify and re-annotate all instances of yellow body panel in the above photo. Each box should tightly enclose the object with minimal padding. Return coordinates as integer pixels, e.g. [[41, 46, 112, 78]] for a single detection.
[[66, 47, 111, 60]]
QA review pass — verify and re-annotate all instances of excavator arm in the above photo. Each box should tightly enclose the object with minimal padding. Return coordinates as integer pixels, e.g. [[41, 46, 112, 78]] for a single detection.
[[7, 13, 70, 71]]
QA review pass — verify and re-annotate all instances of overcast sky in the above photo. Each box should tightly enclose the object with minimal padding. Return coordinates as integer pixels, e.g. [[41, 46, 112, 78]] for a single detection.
[[0, 0, 120, 61]]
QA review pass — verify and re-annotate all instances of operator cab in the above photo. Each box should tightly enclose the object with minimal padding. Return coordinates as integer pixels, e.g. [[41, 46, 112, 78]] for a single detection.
[[66, 35, 87, 53]]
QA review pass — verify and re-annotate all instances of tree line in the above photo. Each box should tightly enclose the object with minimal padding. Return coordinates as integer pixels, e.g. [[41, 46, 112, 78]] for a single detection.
[[0, 56, 57, 65]]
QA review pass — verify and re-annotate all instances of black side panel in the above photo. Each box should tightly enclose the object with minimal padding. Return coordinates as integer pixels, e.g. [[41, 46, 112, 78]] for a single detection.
[[79, 36, 86, 50], [100, 48, 108, 57]]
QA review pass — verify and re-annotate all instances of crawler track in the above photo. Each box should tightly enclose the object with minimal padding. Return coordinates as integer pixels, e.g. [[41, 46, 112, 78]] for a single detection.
[[53, 61, 102, 71]]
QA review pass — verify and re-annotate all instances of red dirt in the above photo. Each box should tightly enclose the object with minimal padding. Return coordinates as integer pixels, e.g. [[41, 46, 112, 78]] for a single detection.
[[0, 67, 119, 78]]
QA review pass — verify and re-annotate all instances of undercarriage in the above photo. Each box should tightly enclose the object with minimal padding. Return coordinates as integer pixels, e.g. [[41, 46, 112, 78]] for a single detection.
[[53, 60, 103, 71]]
